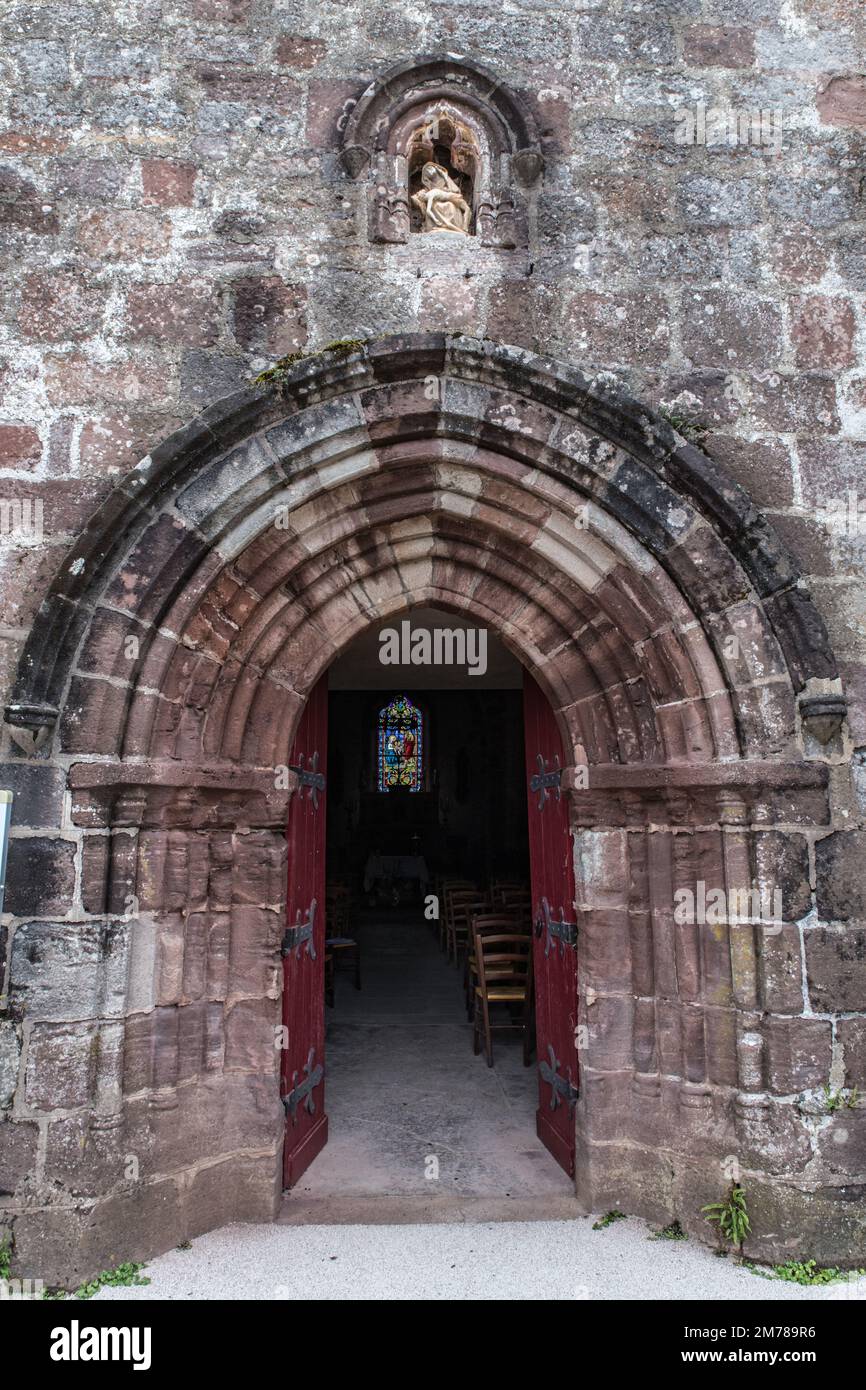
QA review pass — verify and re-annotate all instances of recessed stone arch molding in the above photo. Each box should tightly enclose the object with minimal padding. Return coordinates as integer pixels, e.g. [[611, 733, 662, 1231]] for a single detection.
[[2, 334, 857, 1283], [337, 55, 544, 246]]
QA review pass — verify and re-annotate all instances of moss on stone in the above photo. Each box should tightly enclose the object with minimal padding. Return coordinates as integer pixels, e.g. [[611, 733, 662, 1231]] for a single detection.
[[252, 338, 368, 390]]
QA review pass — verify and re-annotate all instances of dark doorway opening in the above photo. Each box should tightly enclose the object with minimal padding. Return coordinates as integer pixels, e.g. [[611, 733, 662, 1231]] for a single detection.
[[285, 613, 567, 1205], [281, 610, 580, 1205]]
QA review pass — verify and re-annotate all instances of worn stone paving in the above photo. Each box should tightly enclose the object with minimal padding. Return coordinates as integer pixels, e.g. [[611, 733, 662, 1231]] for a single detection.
[[294, 912, 571, 1202]]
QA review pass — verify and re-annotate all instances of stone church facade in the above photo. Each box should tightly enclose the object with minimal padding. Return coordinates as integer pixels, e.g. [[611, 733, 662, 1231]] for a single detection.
[[1, 2, 865, 1283]]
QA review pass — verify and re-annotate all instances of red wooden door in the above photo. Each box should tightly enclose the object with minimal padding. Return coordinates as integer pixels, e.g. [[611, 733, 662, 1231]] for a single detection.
[[523, 671, 579, 1177], [281, 674, 328, 1188]]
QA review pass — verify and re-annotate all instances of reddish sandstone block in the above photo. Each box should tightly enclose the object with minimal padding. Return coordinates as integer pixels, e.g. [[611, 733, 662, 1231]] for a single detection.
[[0, 422, 41, 467], [418, 277, 478, 334], [818, 75, 866, 128], [790, 294, 855, 369], [0, 132, 68, 155], [0, 1119, 38, 1191], [80, 835, 109, 914], [703, 435, 795, 507], [682, 289, 783, 368], [225, 997, 278, 1072], [128, 280, 221, 347], [562, 290, 671, 366], [816, 832, 866, 922], [78, 209, 171, 261], [141, 158, 197, 208], [0, 548, 66, 629], [765, 1016, 831, 1094], [758, 924, 805, 1015], [838, 1018, 866, 1089], [275, 34, 326, 68], [193, 67, 299, 108], [232, 276, 307, 354], [772, 230, 831, 285], [44, 354, 175, 407], [587, 173, 672, 225], [25, 1023, 96, 1110], [805, 926, 866, 1012], [745, 372, 839, 434], [18, 271, 103, 342], [306, 78, 363, 149]]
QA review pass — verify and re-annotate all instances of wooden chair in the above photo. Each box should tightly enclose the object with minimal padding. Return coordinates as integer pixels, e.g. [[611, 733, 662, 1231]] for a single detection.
[[499, 888, 531, 929], [441, 883, 477, 957], [325, 883, 351, 934], [325, 936, 361, 994], [472, 930, 534, 1068], [464, 911, 526, 1017], [490, 880, 526, 906], [446, 891, 488, 963], [325, 883, 360, 996]]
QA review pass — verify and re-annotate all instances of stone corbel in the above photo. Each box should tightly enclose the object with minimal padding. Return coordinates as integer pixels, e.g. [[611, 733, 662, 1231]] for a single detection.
[[4, 701, 57, 754], [512, 147, 544, 187], [339, 143, 371, 178], [798, 686, 846, 747]]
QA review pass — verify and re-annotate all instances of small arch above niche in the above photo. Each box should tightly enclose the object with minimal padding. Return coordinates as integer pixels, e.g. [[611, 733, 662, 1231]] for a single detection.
[[338, 54, 543, 248]]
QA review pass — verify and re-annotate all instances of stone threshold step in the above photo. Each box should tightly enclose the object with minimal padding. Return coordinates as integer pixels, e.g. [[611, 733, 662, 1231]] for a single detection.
[[277, 1193, 583, 1226]]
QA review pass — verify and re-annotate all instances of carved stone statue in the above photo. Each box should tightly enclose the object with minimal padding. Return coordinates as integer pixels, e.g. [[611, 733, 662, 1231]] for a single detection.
[[411, 161, 472, 234]]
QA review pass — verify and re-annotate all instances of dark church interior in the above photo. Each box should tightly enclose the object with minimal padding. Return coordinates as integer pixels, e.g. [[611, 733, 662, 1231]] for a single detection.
[[297, 611, 566, 1203], [326, 687, 529, 894]]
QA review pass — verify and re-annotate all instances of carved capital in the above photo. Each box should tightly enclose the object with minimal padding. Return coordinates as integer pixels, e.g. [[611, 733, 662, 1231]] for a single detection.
[[371, 183, 410, 243]]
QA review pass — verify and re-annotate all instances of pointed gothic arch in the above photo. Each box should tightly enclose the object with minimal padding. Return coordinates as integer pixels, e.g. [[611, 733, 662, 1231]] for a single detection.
[[3, 334, 853, 1282]]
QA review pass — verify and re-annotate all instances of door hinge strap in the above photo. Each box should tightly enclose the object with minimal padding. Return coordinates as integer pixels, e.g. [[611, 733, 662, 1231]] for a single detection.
[[282, 1048, 324, 1123], [282, 898, 317, 960], [539, 1045, 579, 1112], [529, 752, 561, 810], [289, 751, 326, 809], [535, 896, 578, 956]]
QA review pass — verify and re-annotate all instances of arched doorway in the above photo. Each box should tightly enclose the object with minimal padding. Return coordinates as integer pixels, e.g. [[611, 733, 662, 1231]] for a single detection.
[[280, 613, 579, 1198], [3, 336, 848, 1282]]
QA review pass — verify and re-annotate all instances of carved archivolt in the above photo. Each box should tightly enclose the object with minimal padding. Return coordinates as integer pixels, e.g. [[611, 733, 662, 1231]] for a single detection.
[[337, 54, 544, 247]]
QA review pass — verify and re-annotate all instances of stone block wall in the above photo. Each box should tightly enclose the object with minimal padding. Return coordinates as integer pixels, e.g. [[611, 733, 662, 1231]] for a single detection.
[[0, 2, 863, 722]]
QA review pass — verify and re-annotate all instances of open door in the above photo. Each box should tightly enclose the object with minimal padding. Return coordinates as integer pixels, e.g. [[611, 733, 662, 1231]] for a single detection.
[[281, 673, 328, 1188], [523, 671, 579, 1177]]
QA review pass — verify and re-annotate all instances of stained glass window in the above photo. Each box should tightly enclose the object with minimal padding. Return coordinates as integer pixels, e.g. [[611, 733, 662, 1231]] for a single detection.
[[377, 695, 423, 792]]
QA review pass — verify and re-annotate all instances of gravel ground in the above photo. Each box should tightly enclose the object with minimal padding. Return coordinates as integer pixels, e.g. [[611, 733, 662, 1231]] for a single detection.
[[91, 1216, 866, 1302]]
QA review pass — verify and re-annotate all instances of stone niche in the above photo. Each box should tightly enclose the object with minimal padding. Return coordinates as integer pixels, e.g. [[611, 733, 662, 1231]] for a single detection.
[[338, 54, 544, 248]]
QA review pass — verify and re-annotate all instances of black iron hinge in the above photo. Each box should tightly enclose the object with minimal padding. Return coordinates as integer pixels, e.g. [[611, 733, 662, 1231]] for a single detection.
[[282, 1047, 324, 1124], [289, 751, 326, 809], [529, 752, 561, 810], [281, 898, 317, 960], [538, 1044, 579, 1111], [535, 896, 578, 957]]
